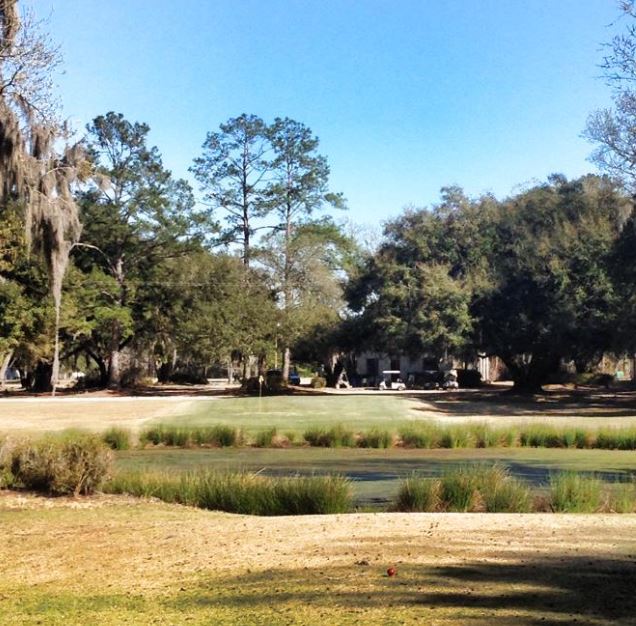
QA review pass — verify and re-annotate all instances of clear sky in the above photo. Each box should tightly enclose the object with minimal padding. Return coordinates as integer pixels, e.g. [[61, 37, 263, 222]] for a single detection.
[[27, 0, 619, 227]]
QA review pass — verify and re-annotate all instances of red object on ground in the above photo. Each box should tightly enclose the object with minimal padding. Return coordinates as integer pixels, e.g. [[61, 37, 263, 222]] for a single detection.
[[387, 566, 397, 577]]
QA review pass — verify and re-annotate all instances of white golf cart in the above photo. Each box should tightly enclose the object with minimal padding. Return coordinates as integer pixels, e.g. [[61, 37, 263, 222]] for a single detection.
[[378, 370, 406, 391]]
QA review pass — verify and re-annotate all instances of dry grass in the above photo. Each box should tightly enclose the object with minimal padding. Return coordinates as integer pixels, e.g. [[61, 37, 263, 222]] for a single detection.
[[1, 492, 635, 624]]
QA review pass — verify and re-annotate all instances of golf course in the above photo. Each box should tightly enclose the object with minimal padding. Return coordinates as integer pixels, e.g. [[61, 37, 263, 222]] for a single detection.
[[1, 386, 636, 624]]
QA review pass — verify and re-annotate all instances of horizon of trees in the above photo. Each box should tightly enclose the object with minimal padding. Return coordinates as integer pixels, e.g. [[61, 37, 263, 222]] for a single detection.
[[1, 0, 636, 393]]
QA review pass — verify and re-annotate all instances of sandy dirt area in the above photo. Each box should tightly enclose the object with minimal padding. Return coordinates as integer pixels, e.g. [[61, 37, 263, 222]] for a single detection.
[[1, 493, 635, 625]]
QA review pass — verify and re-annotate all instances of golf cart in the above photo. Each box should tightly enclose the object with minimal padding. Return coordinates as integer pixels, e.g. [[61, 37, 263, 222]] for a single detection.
[[378, 370, 406, 391]]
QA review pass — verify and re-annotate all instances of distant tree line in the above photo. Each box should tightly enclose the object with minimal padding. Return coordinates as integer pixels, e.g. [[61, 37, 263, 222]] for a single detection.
[[1, 0, 636, 393]]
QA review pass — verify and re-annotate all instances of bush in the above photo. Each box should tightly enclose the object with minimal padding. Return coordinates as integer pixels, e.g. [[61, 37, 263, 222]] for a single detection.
[[356, 428, 392, 449], [106, 470, 351, 515], [102, 427, 132, 450], [303, 425, 354, 447], [549, 472, 603, 512], [394, 475, 440, 511], [8, 434, 112, 496], [310, 375, 327, 389], [456, 369, 482, 388], [168, 371, 208, 385]]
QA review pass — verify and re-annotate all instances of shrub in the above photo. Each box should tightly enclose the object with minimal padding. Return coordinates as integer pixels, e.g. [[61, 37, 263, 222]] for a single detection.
[[9, 434, 112, 496], [106, 470, 351, 515], [456, 368, 482, 388], [303, 425, 354, 447], [168, 371, 208, 385], [102, 427, 132, 450], [356, 428, 392, 449], [310, 375, 327, 389], [394, 475, 440, 511], [549, 472, 603, 512]]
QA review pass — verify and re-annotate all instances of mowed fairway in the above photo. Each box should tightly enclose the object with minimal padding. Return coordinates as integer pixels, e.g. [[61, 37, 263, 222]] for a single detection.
[[1, 494, 635, 625], [3, 388, 636, 435]]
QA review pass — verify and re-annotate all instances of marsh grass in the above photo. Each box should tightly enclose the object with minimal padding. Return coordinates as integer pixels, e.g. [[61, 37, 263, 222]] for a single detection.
[[140, 425, 243, 448], [105, 470, 351, 515], [303, 425, 355, 447], [395, 464, 532, 513], [356, 428, 392, 449], [549, 472, 603, 512], [102, 427, 132, 450], [254, 427, 278, 448], [394, 475, 440, 511], [133, 422, 636, 451]]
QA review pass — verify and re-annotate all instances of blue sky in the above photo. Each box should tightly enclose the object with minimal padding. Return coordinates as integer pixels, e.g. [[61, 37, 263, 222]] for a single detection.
[[28, 0, 619, 227]]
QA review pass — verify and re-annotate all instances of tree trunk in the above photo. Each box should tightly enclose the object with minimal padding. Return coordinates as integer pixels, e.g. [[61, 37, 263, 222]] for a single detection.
[[31, 361, 53, 393], [282, 346, 291, 381], [108, 256, 126, 389], [503, 353, 559, 394], [0, 350, 13, 389]]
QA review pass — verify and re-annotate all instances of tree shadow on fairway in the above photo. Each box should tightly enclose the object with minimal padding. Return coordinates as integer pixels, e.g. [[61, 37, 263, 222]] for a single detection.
[[406, 388, 636, 420], [169, 554, 636, 625]]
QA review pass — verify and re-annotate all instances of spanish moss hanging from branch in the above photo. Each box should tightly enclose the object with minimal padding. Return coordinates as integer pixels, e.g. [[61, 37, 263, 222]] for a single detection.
[[0, 0, 84, 394]]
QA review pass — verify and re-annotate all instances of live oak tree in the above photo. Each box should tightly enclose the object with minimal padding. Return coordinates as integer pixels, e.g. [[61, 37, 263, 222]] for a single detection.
[[76, 112, 196, 388], [0, 0, 84, 393]]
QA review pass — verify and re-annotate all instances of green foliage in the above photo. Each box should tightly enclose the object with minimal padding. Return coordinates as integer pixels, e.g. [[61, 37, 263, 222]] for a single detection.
[[302, 425, 354, 447], [356, 428, 392, 449], [105, 470, 351, 515], [140, 425, 243, 448], [549, 472, 603, 512], [5, 433, 112, 495], [394, 475, 440, 512], [102, 428, 132, 451], [398, 424, 441, 448], [254, 427, 278, 448]]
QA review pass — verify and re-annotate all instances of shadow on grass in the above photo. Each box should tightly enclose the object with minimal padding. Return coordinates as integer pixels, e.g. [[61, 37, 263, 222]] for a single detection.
[[167, 554, 636, 625], [404, 388, 636, 420]]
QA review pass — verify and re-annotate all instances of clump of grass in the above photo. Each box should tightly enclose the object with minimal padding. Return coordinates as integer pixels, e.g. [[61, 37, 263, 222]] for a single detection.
[[438, 426, 473, 449], [106, 470, 351, 515], [474, 465, 532, 512], [303, 425, 354, 447], [398, 424, 439, 448], [140, 425, 242, 448], [356, 428, 392, 449], [102, 427, 132, 450], [394, 475, 440, 511], [254, 427, 278, 448], [7, 433, 112, 496], [439, 466, 479, 511], [608, 480, 636, 513], [596, 428, 636, 450], [549, 472, 603, 512]]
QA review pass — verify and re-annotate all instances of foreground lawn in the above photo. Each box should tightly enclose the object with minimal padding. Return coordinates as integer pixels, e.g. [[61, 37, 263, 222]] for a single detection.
[[115, 447, 636, 506], [1, 495, 635, 625]]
